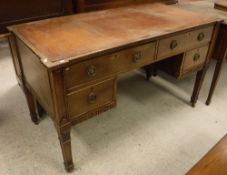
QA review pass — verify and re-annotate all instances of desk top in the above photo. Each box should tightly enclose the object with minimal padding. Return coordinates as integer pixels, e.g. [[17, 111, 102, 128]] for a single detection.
[[9, 3, 217, 68]]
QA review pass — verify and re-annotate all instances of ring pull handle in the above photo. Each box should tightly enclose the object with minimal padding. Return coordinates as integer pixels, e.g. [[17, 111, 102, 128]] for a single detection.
[[170, 40, 178, 50], [193, 53, 200, 62], [197, 32, 205, 41], [87, 65, 97, 77], [88, 92, 97, 103], [132, 51, 142, 63]]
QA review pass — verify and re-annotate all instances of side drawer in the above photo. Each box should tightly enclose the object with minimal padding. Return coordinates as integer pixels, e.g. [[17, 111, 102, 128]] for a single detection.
[[188, 25, 213, 47], [182, 45, 209, 72], [64, 42, 156, 90], [66, 77, 116, 119], [157, 25, 213, 59]]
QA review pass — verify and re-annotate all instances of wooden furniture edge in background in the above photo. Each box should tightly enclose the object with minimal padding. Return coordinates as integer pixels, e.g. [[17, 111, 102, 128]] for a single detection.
[[0, 33, 10, 40], [0, 0, 74, 34], [186, 134, 227, 175], [214, 0, 227, 12], [74, 0, 178, 12]]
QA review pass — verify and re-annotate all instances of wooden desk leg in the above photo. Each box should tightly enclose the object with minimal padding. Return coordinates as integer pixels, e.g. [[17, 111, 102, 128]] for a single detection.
[[191, 66, 208, 107], [143, 65, 158, 80], [55, 124, 74, 172], [36, 100, 45, 118], [206, 58, 225, 105], [24, 88, 39, 124]]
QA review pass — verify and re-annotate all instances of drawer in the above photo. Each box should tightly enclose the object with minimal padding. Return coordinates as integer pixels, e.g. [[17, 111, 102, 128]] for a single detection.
[[188, 25, 213, 46], [182, 45, 209, 72], [157, 25, 213, 59], [67, 77, 116, 118], [64, 42, 156, 90], [157, 33, 188, 59]]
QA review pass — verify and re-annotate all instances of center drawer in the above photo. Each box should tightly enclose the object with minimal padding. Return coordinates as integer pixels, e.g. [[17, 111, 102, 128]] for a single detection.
[[64, 42, 156, 90], [66, 77, 116, 119], [157, 25, 213, 59]]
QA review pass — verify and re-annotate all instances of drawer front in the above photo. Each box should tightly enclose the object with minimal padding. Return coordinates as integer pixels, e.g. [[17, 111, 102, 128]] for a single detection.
[[157, 25, 213, 59], [64, 42, 156, 89], [67, 78, 116, 118], [157, 33, 188, 59], [183, 45, 209, 72], [188, 25, 213, 46]]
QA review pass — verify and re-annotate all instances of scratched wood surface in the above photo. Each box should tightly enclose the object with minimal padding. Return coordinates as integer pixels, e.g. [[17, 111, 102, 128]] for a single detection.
[[9, 3, 216, 65]]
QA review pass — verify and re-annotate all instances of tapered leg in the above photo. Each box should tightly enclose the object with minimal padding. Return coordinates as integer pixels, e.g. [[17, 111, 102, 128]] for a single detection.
[[191, 66, 208, 107], [36, 100, 45, 118], [143, 65, 158, 80], [55, 124, 74, 172], [206, 58, 225, 105], [153, 68, 158, 77], [24, 88, 39, 124]]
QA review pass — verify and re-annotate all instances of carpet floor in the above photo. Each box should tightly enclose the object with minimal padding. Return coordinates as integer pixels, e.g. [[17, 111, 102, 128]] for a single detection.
[[0, 37, 227, 175]]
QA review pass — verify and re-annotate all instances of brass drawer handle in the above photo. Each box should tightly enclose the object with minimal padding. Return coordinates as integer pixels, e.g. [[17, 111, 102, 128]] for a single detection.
[[88, 92, 97, 103], [197, 32, 205, 41], [170, 40, 178, 50], [87, 65, 96, 77], [193, 53, 200, 62], [132, 51, 142, 63]]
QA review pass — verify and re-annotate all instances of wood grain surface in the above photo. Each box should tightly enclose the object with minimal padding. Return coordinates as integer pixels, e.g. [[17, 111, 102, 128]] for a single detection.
[[8, 3, 217, 66], [187, 134, 227, 175]]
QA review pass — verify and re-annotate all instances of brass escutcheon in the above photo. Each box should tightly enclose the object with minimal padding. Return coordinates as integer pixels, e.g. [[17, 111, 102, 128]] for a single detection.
[[170, 40, 178, 50], [193, 53, 200, 62], [132, 51, 142, 63], [87, 65, 97, 77], [197, 32, 205, 41], [88, 92, 97, 103]]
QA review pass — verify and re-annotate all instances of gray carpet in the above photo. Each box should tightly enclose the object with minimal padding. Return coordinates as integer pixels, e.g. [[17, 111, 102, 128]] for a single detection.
[[0, 40, 227, 175]]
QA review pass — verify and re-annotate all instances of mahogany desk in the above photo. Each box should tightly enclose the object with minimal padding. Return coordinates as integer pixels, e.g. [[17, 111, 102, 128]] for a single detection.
[[176, 1, 227, 105], [8, 3, 218, 172]]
